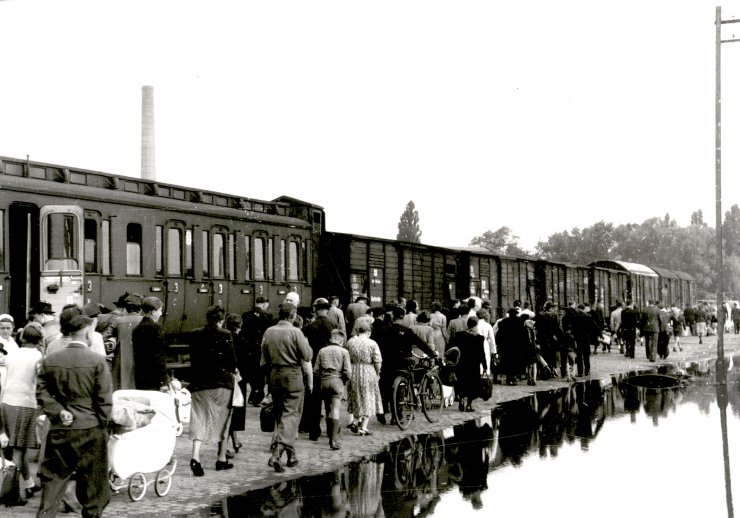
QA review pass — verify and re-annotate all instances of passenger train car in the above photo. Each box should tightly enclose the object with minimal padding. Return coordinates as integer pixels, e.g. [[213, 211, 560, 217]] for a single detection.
[[0, 156, 322, 340], [0, 156, 695, 346]]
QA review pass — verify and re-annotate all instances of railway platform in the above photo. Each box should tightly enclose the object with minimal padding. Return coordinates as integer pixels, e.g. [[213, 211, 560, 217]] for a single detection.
[[6, 332, 740, 517]]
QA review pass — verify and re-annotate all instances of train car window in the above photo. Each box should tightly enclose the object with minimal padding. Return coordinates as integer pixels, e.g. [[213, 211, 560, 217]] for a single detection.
[[84, 219, 97, 273], [229, 233, 235, 280], [254, 237, 265, 280], [288, 241, 299, 282], [155, 226, 163, 276], [168, 228, 182, 276], [301, 241, 308, 282], [45, 213, 79, 271], [244, 236, 251, 281], [185, 229, 194, 277], [213, 232, 225, 278], [0, 210, 4, 271], [126, 223, 142, 276], [102, 220, 111, 275], [267, 238, 274, 281], [279, 239, 286, 282], [202, 230, 210, 277]]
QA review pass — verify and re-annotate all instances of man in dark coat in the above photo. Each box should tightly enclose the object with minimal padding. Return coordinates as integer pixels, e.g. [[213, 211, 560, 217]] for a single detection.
[[36, 315, 112, 518], [620, 299, 640, 359], [640, 300, 660, 362], [131, 296, 168, 391], [534, 302, 562, 378], [240, 296, 273, 405], [375, 306, 439, 424], [493, 308, 526, 385], [299, 298, 336, 440], [571, 304, 601, 377]]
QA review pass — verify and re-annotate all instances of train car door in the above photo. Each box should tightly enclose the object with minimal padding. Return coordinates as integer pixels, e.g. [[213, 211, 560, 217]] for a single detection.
[[8, 203, 40, 323], [10, 204, 84, 320]]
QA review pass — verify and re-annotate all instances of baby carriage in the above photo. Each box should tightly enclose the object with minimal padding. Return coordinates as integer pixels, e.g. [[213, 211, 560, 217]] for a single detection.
[[108, 390, 179, 501]]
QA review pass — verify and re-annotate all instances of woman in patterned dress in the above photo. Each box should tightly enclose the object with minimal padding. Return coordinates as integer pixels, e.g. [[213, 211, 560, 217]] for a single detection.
[[345, 320, 383, 436]]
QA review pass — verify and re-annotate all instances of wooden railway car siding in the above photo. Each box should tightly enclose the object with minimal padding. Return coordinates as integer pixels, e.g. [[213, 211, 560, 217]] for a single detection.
[[399, 243, 452, 311], [565, 265, 590, 307], [317, 233, 401, 308], [589, 265, 629, 310], [648, 266, 697, 309], [534, 260, 568, 311], [0, 156, 315, 338], [497, 256, 536, 313], [453, 250, 500, 315], [589, 261, 665, 309]]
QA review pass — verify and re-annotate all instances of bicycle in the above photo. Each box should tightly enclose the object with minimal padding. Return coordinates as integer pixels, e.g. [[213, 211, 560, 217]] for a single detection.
[[390, 354, 445, 430]]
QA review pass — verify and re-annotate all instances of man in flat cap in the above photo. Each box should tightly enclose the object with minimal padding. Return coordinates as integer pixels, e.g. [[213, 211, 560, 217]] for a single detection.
[[298, 298, 337, 440], [240, 297, 273, 406], [132, 297, 168, 391]]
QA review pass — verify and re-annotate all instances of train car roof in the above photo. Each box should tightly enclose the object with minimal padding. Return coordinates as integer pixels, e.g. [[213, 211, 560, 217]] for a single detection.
[[641, 264, 695, 282], [589, 260, 659, 277], [0, 156, 313, 224]]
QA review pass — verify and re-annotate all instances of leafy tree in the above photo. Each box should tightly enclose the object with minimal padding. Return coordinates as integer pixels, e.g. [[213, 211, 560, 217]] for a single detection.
[[397, 201, 422, 243], [691, 209, 706, 227], [723, 204, 740, 257], [470, 227, 523, 255]]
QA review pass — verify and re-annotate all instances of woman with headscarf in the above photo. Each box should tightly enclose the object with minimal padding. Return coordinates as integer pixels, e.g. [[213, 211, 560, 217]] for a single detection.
[[450, 316, 487, 411]]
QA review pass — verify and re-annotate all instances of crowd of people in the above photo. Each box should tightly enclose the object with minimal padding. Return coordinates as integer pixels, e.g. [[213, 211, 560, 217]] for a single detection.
[[0, 289, 732, 515]]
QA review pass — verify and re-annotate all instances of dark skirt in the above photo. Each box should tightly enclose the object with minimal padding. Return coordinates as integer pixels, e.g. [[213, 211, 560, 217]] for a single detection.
[[1, 404, 38, 448], [230, 379, 248, 432]]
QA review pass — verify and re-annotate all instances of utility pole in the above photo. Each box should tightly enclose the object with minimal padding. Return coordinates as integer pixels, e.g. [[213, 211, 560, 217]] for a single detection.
[[715, 6, 740, 382], [715, 9, 736, 518]]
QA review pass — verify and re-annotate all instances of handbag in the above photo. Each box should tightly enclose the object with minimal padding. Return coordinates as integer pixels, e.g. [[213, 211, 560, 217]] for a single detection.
[[479, 374, 493, 401], [260, 395, 275, 433], [232, 374, 245, 408], [0, 456, 17, 500]]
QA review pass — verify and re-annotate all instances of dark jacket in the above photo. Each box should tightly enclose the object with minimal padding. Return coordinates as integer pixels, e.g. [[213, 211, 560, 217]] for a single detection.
[[37, 342, 112, 430], [188, 324, 237, 393], [376, 321, 437, 379], [301, 315, 336, 366], [132, 316, 168, 390]]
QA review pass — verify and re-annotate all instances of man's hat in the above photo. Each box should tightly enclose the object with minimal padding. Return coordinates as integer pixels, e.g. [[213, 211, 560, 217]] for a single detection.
[[313, 298, 331, 310], [255, 296, 268, 304], [28, 301, 54, 315], [83, 303, 102, 318], [114, 292, 130, 308]]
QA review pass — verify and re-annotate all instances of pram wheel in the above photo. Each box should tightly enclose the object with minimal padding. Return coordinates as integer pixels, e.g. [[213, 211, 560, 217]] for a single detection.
[[175, 421, 183, 437], [128, 472, 147, 501], [155, 468, 172, 496]]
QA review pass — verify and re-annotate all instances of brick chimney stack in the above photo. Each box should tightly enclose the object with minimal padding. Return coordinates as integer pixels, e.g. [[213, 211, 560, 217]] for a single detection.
[[141, 85, 156, 181]]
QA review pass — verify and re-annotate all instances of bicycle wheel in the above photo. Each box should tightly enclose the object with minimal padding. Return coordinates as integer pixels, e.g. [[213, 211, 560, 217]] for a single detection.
[[391, 376, 414, 430], [420, 373, 444, 423]]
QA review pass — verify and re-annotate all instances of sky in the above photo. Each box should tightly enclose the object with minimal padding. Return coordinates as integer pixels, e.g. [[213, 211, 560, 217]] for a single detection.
[[2, 0, 740, 251]]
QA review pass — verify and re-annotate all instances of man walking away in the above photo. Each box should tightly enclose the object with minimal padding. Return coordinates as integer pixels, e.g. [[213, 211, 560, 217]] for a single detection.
[[36, 315, 112, 518]]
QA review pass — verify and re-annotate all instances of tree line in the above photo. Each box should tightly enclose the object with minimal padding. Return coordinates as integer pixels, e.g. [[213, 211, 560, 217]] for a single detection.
[[397, 200, 740, 299]]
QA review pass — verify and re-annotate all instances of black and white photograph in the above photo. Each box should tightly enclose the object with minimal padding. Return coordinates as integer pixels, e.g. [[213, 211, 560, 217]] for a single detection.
[[0, 1, 738, 516]]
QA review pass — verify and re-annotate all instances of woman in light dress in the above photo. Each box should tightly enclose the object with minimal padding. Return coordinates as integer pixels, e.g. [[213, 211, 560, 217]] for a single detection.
[[345, 320, 383, 436]]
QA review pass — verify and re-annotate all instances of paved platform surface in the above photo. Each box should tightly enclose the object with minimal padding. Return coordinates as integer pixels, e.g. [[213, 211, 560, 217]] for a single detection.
[[6, 332, 740, 517]]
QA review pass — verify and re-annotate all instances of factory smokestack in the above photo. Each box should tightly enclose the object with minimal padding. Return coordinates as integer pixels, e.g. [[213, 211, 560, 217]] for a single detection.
[[141, 85, 156, 181]]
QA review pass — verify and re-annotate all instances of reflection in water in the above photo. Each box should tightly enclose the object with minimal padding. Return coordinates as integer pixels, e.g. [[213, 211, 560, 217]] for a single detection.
[[213, 357, 740, 517]]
